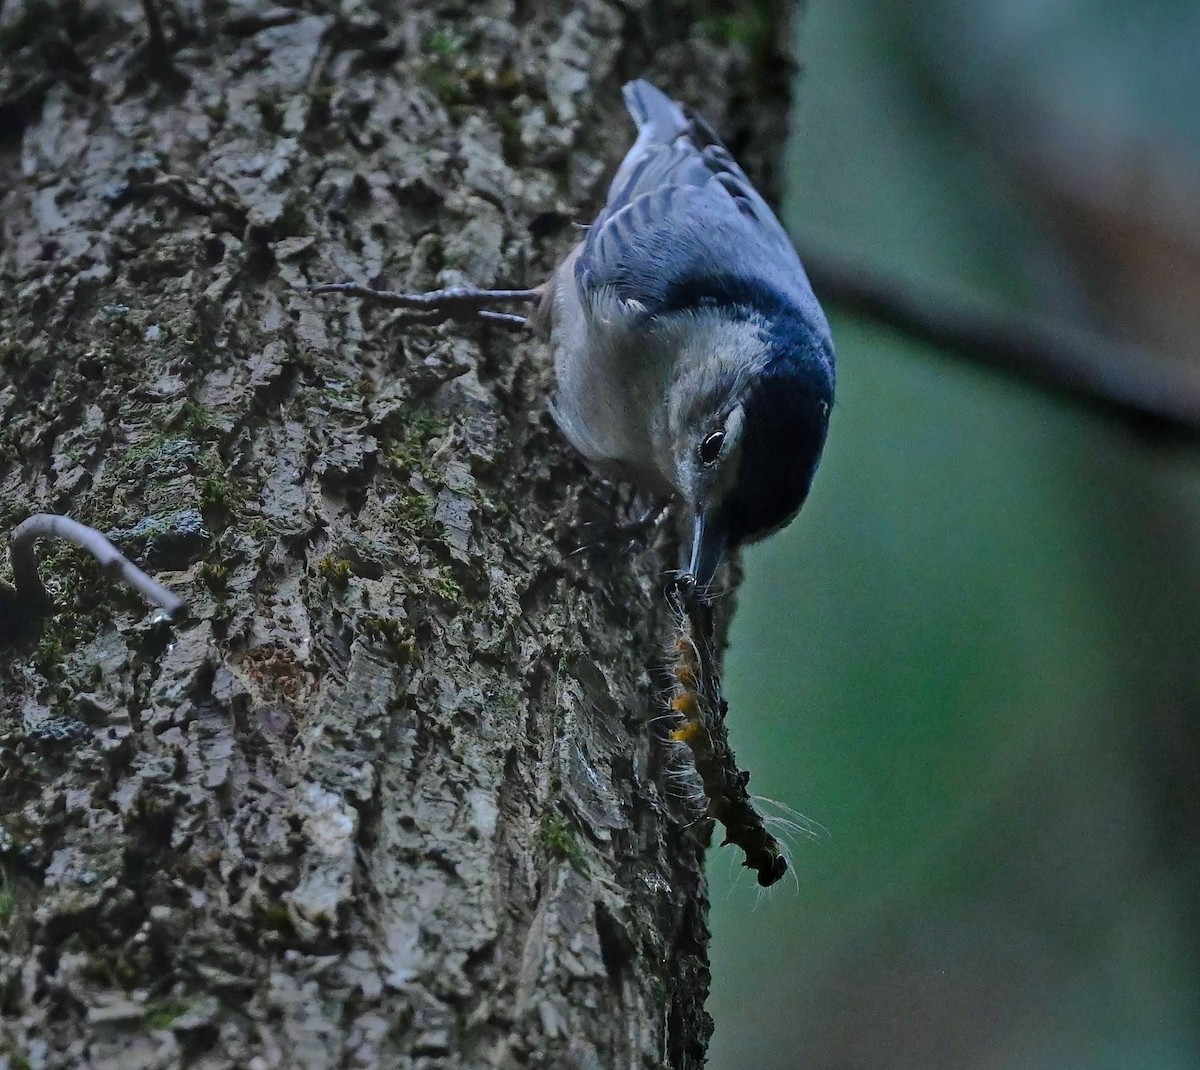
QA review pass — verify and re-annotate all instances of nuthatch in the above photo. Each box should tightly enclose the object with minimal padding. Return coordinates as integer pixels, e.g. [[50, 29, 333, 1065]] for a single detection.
[[543, 80, 834, 593], [314, 80, 834, 594]]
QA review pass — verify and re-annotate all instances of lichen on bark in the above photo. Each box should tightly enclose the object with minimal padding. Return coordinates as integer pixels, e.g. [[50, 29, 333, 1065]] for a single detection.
[[0, 1, 797, 1066]]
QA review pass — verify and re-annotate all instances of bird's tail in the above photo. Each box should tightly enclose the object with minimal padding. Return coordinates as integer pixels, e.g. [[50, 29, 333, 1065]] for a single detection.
[[622, 79, 688, 143], [604, 80, 689, 209]]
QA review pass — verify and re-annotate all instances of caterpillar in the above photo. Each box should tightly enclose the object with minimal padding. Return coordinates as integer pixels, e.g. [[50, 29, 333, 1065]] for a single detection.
[[662, 588, 789, 888]]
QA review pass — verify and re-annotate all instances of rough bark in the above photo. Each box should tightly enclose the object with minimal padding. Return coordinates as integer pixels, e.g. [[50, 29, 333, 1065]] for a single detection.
[[0, 1, 796, 1067]]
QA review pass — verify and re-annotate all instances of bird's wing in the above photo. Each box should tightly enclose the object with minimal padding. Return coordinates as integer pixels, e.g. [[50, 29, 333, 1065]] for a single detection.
[[576, 80, 816, 315]]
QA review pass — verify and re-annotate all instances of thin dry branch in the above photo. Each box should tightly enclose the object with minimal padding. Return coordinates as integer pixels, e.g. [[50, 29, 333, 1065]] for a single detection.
[[3, 514, 187, 635]]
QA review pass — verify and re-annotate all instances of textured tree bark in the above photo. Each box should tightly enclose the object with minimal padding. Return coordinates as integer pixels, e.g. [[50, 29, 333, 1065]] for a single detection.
[[0, 1, 796, 1066]]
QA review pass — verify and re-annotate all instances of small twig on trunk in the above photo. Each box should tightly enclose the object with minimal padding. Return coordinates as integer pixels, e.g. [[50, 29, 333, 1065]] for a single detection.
[[3, 515, 187, 635], [309, 282, 543, 329]]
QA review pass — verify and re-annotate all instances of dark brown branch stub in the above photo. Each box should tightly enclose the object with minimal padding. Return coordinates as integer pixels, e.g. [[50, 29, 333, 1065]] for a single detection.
[[4, 514, 187, 634]]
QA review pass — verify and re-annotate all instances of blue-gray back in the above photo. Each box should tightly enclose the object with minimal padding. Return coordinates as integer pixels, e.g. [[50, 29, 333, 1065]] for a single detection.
[[576, 79, 829, 340]]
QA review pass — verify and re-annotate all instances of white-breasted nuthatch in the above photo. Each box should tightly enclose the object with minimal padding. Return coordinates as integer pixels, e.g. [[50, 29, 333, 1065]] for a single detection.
[[314, 80, 834, 593], [542, 80, 835, 593]]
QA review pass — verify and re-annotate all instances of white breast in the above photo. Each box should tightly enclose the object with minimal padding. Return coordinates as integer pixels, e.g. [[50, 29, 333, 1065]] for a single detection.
[[543, 245, 677, 496]]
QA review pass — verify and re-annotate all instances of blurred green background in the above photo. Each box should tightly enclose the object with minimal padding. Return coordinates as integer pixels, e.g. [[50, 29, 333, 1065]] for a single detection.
[[708, 2, 1200, 1068]]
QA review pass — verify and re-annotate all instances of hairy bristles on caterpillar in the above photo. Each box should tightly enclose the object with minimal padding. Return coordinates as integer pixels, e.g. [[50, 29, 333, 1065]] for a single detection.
[[647, 710, 685, 729], [753, 795, 826, 841], [661, 759, 708, 812], [657, 588, 797, 888], [669, 720, 702, 745], [670, 692, 699, 716], [675, 662, 697, 689]]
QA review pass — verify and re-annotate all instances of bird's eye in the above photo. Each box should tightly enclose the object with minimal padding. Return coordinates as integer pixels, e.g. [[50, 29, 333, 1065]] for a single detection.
[[699, 430, 725, 466]]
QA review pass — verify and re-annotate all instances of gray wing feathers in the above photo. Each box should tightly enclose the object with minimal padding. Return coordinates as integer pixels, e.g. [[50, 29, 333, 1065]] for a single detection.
[[605, 81, 689, 216], [578, 80, 809, 310]]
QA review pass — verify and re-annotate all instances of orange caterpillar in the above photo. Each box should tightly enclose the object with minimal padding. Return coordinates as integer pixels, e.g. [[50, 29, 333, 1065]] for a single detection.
[[668, 631, 703, 746], [662, 592, 788, 888]]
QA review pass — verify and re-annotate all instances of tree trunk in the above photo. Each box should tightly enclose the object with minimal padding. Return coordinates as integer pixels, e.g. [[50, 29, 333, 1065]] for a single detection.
[[0, 2, 796, 1066]]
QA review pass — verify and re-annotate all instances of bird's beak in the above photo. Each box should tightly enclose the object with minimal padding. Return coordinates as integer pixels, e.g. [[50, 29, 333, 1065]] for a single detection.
[[687, 509, 728, 592]]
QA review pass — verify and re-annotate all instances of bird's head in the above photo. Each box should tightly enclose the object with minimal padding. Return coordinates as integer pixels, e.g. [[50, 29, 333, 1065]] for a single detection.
[[664, 290, 834, 595]]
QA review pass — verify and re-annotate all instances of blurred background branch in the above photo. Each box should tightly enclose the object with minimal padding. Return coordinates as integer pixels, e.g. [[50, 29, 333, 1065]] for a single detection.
[[803, 244, 1200, 439]]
